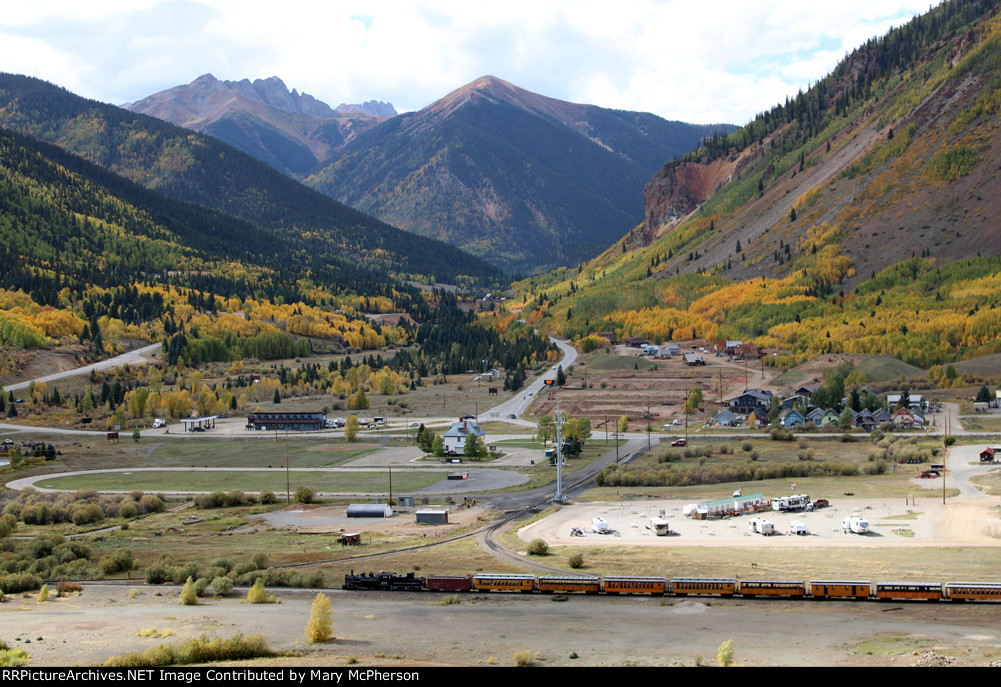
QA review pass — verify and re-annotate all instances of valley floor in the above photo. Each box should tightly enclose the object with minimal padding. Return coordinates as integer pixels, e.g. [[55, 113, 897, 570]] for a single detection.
[[6, 583, 1001, 667]]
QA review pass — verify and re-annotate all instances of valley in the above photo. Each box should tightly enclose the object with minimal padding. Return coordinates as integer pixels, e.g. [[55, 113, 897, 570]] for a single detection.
[[2, 0, 1001, 670]]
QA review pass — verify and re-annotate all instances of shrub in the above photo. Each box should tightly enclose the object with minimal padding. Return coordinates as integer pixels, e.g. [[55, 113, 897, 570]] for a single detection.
[[179, 577, 197, 606], [769, 428, 795, 441], [37, 584, 49, 602], [259, 491, 277, 505], [526, 539, 549, 556], [305, 593, 334, 643], [193, 577, 210, 597], [717, 639, 735, 667], [568, 552, 584, 569], [294, 487, 315, 505], [139, 495, 164, 513], [210, 577, 233, 597], [514, 650, 539, 666], [102, 633, 274, 667], [100, 548, 134, 575], [246, 578, 268, 604], [57, 581, 81, 596], [0, 643, 30, 667], [145, 561, 172, 585], [0, 573, 42, 594]]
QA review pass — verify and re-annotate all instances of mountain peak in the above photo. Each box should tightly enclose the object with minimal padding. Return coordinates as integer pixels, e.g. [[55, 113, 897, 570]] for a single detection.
[[335, 100, 397, 117]]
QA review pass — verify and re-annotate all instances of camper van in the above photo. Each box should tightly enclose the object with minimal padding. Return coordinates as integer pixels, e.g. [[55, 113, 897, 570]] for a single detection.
[[843, 516, 870, 534], [591, 517, 611, 534], [788, 521, 808, 536]]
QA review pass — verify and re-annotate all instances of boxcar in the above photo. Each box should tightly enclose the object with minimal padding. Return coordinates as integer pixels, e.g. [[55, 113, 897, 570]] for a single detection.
[[944, 582, 1001, 602], [875, 582, 942, 601], [602, 576, 669, 595], [472, 574, 536, 593], [809, 580, 872, 600], [671, 577, 738, 597], [537, 575, 601, 594], [739, 579, 807, 598], [426, 575, 474, 592]]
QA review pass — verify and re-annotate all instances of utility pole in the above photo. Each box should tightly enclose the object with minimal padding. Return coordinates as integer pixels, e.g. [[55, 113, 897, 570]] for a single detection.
[[685, 387, 690, 444], [646, 402, 651, 452], [554, 401, 567, 504], [942, 415, 949, 505]]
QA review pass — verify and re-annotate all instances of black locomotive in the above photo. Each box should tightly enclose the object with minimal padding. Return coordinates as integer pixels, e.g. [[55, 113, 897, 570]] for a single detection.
[[342, 570, 426, 591]]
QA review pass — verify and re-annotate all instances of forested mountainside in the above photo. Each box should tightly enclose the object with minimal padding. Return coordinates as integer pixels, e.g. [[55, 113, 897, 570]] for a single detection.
[[0, 73, 501, 287], [512, 0, 1001, 369], [0, 122, 552, 389], [305, 76, 733, 274]]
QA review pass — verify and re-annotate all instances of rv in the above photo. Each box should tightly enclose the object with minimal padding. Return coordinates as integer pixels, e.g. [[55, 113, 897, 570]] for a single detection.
[[650, 517, 671, 536], [591, 517, 611, 534], [152, 418, 166, 428], [789, 521, 808, 536], [843, 516, 870, 534], [772, 494, 811, 512], [749, 518, 775, 536]]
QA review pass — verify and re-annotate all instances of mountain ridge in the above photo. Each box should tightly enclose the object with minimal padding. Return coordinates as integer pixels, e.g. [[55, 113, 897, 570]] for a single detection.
[[512, 0, 1001, 369], [305, 75, 734, 273], [0, 72, 502, 286], [126, 73, 391, 177]]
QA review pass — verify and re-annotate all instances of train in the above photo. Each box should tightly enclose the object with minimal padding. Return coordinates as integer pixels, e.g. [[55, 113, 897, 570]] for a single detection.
[[342, 570, 1001, 602]]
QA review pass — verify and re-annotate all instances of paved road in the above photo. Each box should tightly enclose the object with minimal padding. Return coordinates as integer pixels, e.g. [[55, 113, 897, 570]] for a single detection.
[[481, 336, 577, 425], [4, 342, 162, 391]]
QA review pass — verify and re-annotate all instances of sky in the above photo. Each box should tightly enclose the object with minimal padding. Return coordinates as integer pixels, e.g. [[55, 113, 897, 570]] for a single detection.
[[1, 0, 938, 125]]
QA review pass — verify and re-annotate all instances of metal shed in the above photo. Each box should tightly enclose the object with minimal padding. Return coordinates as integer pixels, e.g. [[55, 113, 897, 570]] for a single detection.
[[415, 509, 448, 525], [347, 503, 393, 518]]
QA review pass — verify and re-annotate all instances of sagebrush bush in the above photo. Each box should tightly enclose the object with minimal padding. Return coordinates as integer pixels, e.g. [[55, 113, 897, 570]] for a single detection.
[[210, 577, 233, 596], [246, 578, 269, 604], [103, 633, 273, 667], [179, 577, 197, 606], [514, 650, 539, 667], [526, 539, 549, 556]]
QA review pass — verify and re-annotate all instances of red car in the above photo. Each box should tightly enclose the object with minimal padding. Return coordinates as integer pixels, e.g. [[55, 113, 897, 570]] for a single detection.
[[671, 439, 687, 447], [919, 470, 939, 478], [812, 499, 829, 509]]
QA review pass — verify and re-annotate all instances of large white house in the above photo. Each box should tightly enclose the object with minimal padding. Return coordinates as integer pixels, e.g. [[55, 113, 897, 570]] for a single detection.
[[443, 419, 486, 455]]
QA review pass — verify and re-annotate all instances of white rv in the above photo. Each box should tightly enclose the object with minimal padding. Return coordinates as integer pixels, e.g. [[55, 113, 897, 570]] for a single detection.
[[749, 518, 775, 535], [650, 517, 671, 536], [843, 516, 870, 534], [772, 494, 811, 512], [591, 517, 611, 534]]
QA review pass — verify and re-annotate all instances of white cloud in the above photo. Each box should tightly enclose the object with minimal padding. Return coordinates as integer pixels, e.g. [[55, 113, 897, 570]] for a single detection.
[[0, 0, 938, 122]]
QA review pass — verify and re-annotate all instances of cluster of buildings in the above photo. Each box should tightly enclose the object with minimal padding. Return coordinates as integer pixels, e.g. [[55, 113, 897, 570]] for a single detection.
[[594, 334, 762, 363], [712, 387, 931, 431], [241, 410, 487, 457]]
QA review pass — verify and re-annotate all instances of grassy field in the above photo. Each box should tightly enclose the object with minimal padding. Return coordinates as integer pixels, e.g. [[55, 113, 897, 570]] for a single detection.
[[35, 468, 445, 494]]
